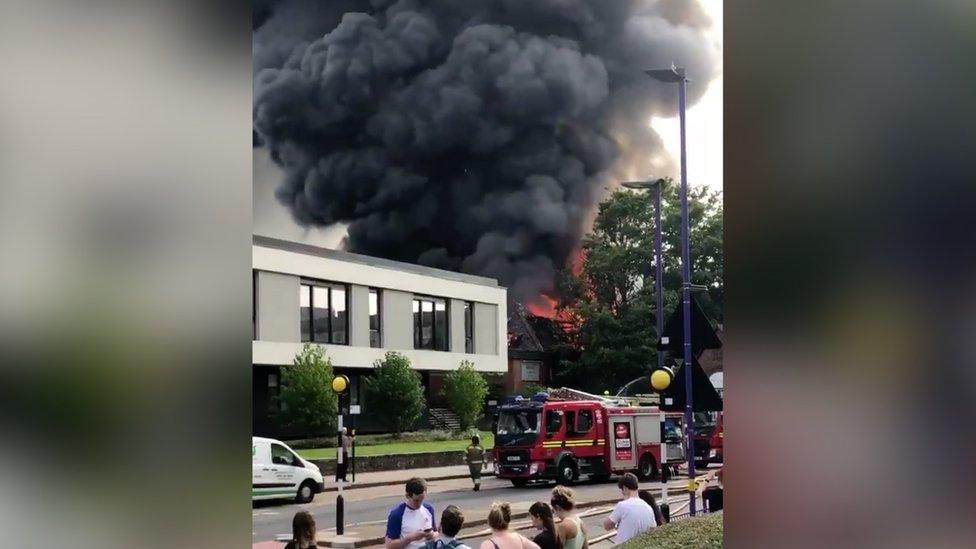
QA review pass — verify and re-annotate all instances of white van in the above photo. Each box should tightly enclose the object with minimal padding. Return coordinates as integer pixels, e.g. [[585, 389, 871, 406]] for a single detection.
[[252, 436, 325, 503]]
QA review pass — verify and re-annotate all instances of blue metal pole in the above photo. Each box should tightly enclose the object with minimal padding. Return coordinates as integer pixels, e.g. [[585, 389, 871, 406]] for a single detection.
[[677, 71, 697, 516], [655, 183, 663, 375]]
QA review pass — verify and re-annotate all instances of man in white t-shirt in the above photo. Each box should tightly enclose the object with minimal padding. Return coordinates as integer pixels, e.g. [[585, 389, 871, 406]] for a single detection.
[[603, 472, 657, 544], [385, 477, 437, 549]]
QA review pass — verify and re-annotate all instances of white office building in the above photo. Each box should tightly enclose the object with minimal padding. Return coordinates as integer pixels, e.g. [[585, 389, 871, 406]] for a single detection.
[[252, 235, 507, 436]]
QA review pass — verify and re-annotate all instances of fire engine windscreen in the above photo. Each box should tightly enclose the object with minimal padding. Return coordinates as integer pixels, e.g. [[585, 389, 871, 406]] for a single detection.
[[496, 409, 540, 446]]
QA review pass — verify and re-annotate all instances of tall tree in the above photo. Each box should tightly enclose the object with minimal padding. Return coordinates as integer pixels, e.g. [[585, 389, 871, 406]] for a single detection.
[[364, 351, 426, 435], [275, 344, 338, 436], [442, 360, 489, 432], [556, 180, 723, 392]]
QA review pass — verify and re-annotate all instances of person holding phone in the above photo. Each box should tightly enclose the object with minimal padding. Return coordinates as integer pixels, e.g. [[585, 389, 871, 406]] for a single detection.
[[385, 478, 437, 549]]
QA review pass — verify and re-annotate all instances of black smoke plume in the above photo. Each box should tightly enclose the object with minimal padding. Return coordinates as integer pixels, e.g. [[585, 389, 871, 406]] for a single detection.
[[254, 0, 716, 303]]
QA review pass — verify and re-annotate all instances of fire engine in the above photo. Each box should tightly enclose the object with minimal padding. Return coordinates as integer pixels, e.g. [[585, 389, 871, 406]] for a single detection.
[[492, 388, 686, 486]]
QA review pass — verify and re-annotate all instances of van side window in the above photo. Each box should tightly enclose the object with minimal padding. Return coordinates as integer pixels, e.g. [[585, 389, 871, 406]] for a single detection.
[[271, 443, 299, 466], [576, 410, 593, 434]]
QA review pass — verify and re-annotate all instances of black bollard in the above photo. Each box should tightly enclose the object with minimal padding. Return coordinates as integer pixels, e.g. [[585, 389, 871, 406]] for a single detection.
[[336, 493, 344, 535]]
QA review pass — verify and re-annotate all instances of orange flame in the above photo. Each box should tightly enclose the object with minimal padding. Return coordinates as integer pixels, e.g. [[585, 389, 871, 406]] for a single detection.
[[526, 295, 558, 318]]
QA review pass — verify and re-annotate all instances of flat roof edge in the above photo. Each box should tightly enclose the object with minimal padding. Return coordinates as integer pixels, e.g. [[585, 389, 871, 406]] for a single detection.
[[253, 234, 502, 288]]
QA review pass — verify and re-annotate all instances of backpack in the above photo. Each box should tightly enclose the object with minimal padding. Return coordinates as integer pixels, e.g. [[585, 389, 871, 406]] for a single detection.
[[425, 539, 463, 549]]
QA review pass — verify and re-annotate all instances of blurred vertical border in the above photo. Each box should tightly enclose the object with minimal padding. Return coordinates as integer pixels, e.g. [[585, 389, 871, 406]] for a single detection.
[[726, 0, 976, 547], [0, 1, 252, 547]]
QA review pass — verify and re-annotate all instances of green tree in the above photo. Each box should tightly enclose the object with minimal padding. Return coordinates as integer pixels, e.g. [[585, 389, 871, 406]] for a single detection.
[[442, 361, 489, 431], [364, 351, 425, 435], [275, 344, 338, 436], [556, 180, 723, 392]]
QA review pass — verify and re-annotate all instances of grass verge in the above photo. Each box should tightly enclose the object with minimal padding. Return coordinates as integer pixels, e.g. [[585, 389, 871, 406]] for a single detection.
[[617, 511, 723, 549], [296, 430, 494, 460]]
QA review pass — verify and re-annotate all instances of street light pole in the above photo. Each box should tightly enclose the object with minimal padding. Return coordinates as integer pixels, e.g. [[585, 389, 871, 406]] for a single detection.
[[331, 375, 350, 535], [622, 178, 669, 520], [646, 65, 697, 516], [676, 71, 698, 517]]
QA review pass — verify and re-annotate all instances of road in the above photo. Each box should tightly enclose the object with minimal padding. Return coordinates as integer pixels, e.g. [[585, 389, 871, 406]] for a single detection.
[[253, 466, 713, 546]]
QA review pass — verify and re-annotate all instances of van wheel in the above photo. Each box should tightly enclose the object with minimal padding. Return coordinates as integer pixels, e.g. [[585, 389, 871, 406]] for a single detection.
[[296, 480, 316, 504], [637, 454, 657, 481], [556, 458, 577, 485]]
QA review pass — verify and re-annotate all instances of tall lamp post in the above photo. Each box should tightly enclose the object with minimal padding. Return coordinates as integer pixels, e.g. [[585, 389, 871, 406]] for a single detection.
[[621, 179, 665, 377], [645, 65, 698, 516], [332, 374, 350, 535], [622, 178, 668, 520]]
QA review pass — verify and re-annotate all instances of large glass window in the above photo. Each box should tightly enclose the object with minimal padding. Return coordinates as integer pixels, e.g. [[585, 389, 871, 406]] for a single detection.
[[300, 284, 311, 342], [331, 286, 346, 344], [369, 289, 382, 348], [300, 281, 349, 345], [464, 301, 474, 353], [413, 296, 449, 351], [434, 300, 448, 351], [413, 299, 421, 348]]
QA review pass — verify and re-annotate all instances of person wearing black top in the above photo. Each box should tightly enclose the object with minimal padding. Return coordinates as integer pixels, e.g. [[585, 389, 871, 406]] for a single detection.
[[528, 502, 560, 549]]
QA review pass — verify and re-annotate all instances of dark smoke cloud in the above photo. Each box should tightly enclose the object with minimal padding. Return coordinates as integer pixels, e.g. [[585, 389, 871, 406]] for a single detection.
[[253, 0, 716, 302]]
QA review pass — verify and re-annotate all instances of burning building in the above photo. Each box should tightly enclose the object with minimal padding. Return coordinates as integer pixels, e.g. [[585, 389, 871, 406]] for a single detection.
[[253, 0, 718, 309]]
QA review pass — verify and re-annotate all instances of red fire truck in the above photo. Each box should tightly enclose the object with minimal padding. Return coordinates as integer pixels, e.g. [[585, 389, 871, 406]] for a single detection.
[[492, 389, 686, 486]]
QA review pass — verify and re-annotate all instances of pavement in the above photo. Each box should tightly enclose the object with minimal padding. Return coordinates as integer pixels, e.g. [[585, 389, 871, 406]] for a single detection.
[[253, 463, 719, 548], [315, 465, 493, 493]]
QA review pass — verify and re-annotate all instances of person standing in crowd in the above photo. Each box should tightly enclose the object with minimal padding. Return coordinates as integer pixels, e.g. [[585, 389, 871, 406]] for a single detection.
[[464, 434, 486, 491], [385, 478, 437, 549], [550, 486, 587, 549], [425, 505, 471, 549], [637, 490, 664, 527], [284, 511, 316, 549], [528, 502, 560, 549], [478, 502, 541, 549], [602, 473, 657, 544]]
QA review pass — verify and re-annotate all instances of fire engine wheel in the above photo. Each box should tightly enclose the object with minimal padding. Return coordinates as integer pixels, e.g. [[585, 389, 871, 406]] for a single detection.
[[556, 458, 578, 485], [637, 454, 657, 481]]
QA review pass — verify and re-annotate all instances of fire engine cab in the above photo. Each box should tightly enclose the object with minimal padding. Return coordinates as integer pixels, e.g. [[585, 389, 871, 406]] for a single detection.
[[492, 389, 686, 486]]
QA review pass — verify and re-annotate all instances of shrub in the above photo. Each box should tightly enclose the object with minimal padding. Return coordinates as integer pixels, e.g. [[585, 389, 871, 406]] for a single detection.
[[364, 351, 425, 435], [443, 361, 489, 431], [617, 511, 723, 549], [275, 344, 338, 436]]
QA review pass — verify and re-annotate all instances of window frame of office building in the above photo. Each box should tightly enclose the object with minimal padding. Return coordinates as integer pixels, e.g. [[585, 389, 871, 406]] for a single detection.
[[299, 279, 350, 345], [369, 288, 382, 348], [412, 295, 449, 351], [252, 270, 258, 341], [464, 301, 474, 353]]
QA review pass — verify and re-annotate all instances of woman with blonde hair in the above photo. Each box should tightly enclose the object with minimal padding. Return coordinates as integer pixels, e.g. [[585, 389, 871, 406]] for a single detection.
[[478, 502, 541, 549], [550, 486, 587, 549]]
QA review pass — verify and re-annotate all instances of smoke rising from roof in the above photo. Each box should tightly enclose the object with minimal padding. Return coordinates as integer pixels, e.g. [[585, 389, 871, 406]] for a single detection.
[[253, 0, 716, 303]]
